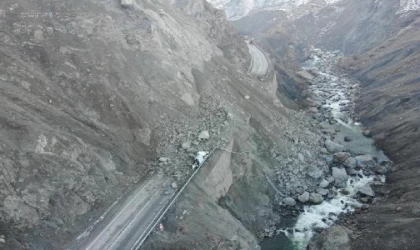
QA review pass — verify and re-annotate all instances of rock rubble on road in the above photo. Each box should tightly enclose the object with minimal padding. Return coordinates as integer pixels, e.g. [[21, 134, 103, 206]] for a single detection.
[[198, 130, 210, 140]]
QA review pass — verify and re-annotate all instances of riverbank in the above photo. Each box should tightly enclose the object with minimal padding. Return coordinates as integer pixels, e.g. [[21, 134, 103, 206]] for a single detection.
[[260, 48, 392, 249]]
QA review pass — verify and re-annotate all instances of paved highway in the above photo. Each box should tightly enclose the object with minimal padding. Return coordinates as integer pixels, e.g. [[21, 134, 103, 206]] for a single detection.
[[248, 42, 269, 76], [71, 174, 175, 250]]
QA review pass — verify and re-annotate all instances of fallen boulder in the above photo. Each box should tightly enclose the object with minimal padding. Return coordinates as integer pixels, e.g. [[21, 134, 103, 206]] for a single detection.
[[284, 197, 297, 206], [307, 166, 323, 179], [344, 136, 352, 142], [362, 129, 371, 137], [332, 167, 348, 182], [296, 70, 315, 80], [355, 155, 375, 168], [181, 141, 191, 150], [310, 193, 324, 204], [357, 184, 375, 197], [298, 192, 310, 203], [198, 130, 210, 140], [325, 139, 344, 153], [333, 152, 351, 164], [317, 188, 329, 196], [344, 157, 356, 169], [121, 0, 134, 8], [159, 157, 169, 162], [319, 179, 330, 188]]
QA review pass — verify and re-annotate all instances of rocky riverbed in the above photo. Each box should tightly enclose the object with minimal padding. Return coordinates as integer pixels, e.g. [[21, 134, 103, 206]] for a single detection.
[[261, 48, 392, 249]]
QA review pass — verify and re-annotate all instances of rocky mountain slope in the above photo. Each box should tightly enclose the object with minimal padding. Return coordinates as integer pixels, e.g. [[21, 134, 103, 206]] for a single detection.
[[231, 0, 411, 55], [209, 0, 420, 249], [1, 0, 419, 249], [338, 13, 420, 250], [209, 0, 420, 21], [0, 0, 316, 249]]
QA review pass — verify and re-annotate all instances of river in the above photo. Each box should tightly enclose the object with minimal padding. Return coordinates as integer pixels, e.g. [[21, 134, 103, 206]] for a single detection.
[[261, 48, 390, 250]]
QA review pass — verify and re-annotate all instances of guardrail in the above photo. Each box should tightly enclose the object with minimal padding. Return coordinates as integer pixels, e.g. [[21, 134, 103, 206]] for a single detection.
[[132, 146, 257, 249], [132, 149, 217, 250]]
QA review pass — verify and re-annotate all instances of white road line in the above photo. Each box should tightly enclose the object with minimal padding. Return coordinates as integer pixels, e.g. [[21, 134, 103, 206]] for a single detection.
[[85, 178, 160, 250], [130, 191, 176, 250], [107, 187, 165, 250], [130, 151, 215, 249]]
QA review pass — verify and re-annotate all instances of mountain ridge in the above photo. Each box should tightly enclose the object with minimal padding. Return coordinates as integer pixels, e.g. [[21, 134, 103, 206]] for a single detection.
[[207, 0, 420, 20]]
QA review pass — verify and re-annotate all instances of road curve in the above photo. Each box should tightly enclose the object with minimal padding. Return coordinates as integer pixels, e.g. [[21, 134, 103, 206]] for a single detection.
[[70, 174, 174, 250], [248, 42, 269, 76]]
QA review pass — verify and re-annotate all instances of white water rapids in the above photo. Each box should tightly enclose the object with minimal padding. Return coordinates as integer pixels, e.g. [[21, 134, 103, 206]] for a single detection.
[[274, 50, 389, 249], [284, 173, 385, 248]]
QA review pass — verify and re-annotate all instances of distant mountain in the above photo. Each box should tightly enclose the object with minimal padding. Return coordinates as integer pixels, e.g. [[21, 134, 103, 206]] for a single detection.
[[206, 0, 342, 20], [207, 0, 420, 20], [399, 0, 420, 14]]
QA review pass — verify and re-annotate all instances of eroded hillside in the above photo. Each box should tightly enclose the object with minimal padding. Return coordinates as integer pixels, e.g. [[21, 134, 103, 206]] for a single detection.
[[210, 0, 420, 249], [0, 0, 312, 249], [1, 0, 419, 249], [339, 14, 420, 250]]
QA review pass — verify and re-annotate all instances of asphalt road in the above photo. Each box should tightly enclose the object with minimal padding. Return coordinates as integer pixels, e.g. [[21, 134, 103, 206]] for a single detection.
[[248, 43, 269, 76], [72, 174, 174, 250]]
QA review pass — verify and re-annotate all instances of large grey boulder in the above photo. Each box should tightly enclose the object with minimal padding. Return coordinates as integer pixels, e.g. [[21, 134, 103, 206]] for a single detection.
[[357, 184, 375, 197], [332, 167, 348, 182], [298, 192, 310, 203], [296, 70, 315, 80], [325, 140, 344, 153], [307, 166, 323, 179], [344, 157, 356, 169], [198, 130, 210, 140], [310, 193, 324, 204], [355, 155, 375, 168], [308, 225, 353, 250], [319, 179, 330, 188], [121, 0, 134, 8], [362, 130, 371, 137], [159, 157, 170, 162], [284, 197, 297, 206], [181, 141, 191, 150], [334, 179, 347, 188], [317, 188, 329, 196], [333, 152, 351, 164]]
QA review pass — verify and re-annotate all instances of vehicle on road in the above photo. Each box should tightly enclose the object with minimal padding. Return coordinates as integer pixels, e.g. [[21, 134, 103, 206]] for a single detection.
[[192, 151, 209, 169]]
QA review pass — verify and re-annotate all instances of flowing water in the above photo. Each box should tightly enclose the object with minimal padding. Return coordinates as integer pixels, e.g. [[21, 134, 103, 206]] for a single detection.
[[261, 49, 389, 249]]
